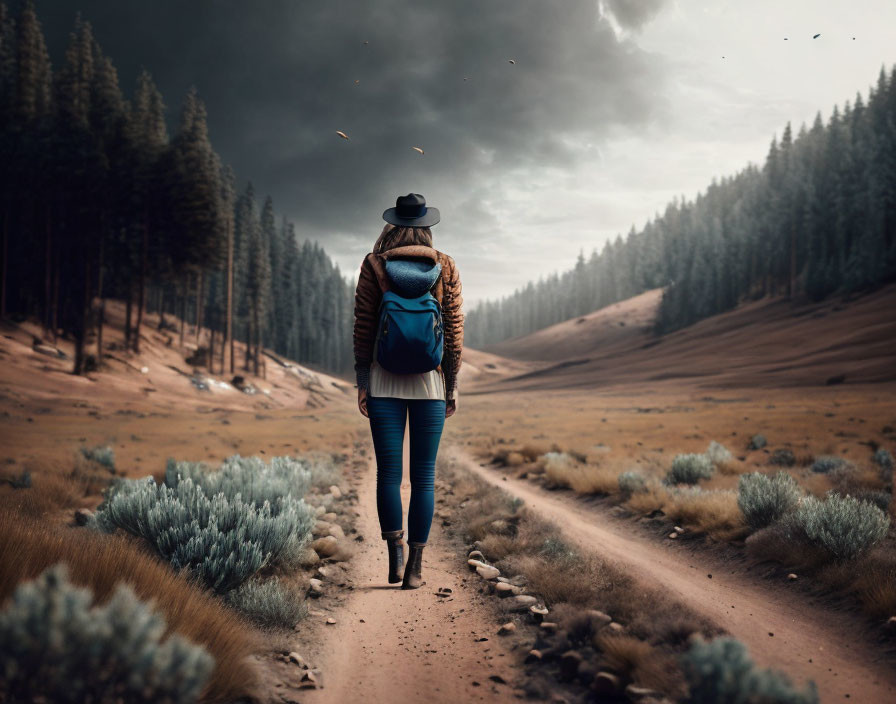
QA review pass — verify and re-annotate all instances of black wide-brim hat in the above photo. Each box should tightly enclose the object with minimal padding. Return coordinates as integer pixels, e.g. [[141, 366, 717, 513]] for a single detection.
[[383, 193, 440, 227]]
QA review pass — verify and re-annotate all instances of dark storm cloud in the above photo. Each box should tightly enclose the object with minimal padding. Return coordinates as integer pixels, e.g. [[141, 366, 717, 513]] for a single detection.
[[37, 0, 670, 270]]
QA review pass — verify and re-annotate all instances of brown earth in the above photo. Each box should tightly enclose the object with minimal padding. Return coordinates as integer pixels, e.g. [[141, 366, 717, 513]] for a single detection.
[[297, 436, 521, 704], [2, 283, 896, 703], [475, 283, 896, 391], [449, 445, 896, 704]]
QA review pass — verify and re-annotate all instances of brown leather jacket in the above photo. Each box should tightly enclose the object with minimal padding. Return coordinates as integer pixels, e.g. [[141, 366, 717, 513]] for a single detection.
[[353, 244, 464, 400]]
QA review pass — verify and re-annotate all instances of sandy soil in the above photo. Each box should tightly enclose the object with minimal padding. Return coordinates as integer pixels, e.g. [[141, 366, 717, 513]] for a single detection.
[[298, 434, 521, 704], [450, 445, 896, 704]]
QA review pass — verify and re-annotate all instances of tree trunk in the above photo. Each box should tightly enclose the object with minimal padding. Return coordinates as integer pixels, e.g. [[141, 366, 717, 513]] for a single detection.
[[195, 268, 204, 346], [73, 257, 91, 375], [97, 298, 105, 364], [96, 230, 105, 364], [179, 274, 187, 349], [789, 225, 797, 299], [0, 209, 7, 319], [226, 215, 234, 374], [43, 207, 52, 338], [51, 247, 60, 343], [209, 326, 216, 374], [124, 287, 133, 351], [244, 319, 252, 372], [253, 307, 260, 376], [134, 217, 148, 352]]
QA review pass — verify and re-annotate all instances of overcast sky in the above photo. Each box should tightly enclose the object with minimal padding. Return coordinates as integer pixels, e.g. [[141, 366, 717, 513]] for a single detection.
[[37, 0, 896, 307]]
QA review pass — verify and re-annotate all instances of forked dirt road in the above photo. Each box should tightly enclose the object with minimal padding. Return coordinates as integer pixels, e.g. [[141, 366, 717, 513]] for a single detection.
[[451, 445, 896, 704], [301, 435, 519, 704]]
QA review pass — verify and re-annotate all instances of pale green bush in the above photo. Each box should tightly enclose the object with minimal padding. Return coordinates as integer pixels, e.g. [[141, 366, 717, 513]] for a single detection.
[[225, 577, 308, 629], [80, 444, 115, 470], [618, 471, 647, 496], [810, 455, 847, 474], [748, 434, 767, 450], [683, 636, 818, 703], [0, 564, 213, 703], [540, 451, 578, 473], [165, 454, 312, 507], [791, 492, 890, 560], [666, 453, 714, 485], [706, 441, 733, 466], [737, 472, 801, 531], [95, 470, 314, 593]]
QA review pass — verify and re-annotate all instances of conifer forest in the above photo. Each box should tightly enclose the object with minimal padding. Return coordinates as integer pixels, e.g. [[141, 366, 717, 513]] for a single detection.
[[0, 2, 354, 376], [465, 65, 896, 347]]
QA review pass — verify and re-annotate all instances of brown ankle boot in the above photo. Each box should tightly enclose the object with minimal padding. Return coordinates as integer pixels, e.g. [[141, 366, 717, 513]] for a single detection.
[[401, 541, 426, 590], [382, 529, 405, 583]]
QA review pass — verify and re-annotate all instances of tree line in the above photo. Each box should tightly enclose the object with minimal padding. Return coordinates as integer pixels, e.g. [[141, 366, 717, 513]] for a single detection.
[[0, 2, 354, 376], [466, 64, 896, 347]]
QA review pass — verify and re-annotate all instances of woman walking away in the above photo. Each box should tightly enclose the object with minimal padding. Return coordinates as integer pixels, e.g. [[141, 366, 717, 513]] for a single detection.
[[353, 193, 464, 589]]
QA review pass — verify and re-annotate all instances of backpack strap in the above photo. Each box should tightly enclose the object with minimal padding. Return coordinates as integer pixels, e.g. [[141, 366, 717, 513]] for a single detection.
[[365, 252, 391, 293]]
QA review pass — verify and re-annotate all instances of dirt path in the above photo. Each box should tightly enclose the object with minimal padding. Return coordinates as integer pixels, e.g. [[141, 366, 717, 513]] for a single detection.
[[300, 436, 520, 704], [451, 445, 896, 704]]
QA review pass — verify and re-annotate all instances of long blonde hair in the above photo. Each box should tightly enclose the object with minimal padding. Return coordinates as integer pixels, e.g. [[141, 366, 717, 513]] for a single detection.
[[373, 224, 433, 254]]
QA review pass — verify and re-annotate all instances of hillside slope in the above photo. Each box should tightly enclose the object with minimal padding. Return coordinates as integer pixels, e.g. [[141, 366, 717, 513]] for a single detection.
[[469, 284, 896, 392], [0, 300, 354, 413]]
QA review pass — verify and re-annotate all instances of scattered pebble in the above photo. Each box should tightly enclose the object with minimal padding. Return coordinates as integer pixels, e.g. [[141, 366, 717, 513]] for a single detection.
[[287, 652, 308, 669], [593, 671, 622, 696], [326, 617, 336, 625], [787, 573, 798, 581], [498, 622, 516, 635], [476, 564, 501, 580]]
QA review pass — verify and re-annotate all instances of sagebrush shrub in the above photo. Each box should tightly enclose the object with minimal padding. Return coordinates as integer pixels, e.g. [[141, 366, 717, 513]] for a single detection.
[[96, 460, 315, 593], [683, 636, 818, 704], [225, 577, 307, 629], [737, 472, 801, 531], [618, 471, 647, 496], [748, 434, 767, 450], [0, 564, 214, 703], [873, 448, 894, 483], [810, 455, 847, 474], [705, 441, 733, 466], [791, 492, 890, 560], [79, 444, 115, 470], [165, 454, 312, 507], [666, 454, 714, 485], [540, 451, 578, 472]]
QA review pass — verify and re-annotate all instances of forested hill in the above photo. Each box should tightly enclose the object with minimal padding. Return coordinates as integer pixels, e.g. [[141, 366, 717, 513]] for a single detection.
[[0, 2, 354, 376], [466, 64, 896, 348]]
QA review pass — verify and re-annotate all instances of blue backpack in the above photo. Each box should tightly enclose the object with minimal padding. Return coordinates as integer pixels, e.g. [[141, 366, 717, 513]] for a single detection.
[[374, 258, 444, 374]]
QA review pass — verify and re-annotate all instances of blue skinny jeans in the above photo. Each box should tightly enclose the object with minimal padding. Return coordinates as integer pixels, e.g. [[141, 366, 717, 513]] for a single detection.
[[367, 396, 446, 544]]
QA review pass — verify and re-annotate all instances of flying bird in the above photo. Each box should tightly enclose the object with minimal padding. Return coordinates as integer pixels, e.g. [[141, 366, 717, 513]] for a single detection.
[[363, 40, 369, 45], [813, 33, 820, 38], [508, 59, 515, 64], [412, 147, 424, 155], [336, 131, 350, 141], [354, 79, 360, 85], [463, 77, 469, 81]]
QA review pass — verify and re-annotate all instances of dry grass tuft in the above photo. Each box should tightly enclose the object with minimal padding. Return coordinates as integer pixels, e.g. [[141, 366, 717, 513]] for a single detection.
[[505, 451, 525, 466], [0, 511, 261, 703], [714, 457, 746, 476], [664, 489, 747, 539], [504, 551, 608, 606], [545, 461, 619, 495], [596, 633, 686, 697], [625, 483, 670, 515]]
